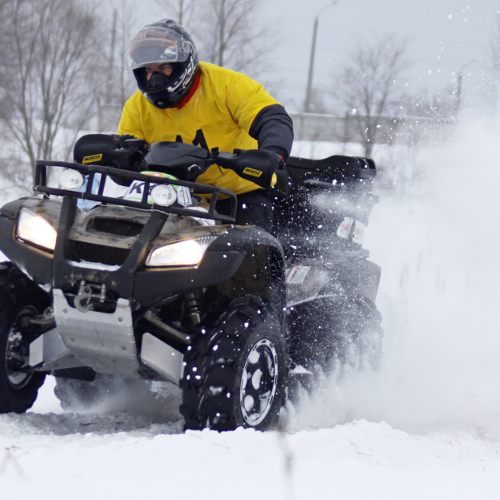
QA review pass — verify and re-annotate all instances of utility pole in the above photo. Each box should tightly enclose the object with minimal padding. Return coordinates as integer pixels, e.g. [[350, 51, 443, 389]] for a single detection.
[[456, 59, 475, 112], [304, 1, 338, 114]]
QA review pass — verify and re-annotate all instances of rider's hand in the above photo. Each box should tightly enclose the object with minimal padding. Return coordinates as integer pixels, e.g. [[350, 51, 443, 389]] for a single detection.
[[276, 153, 285, 170], [262, 148, 285, 170], [112, 134, 149, 151], [113, 134, 134, 148]]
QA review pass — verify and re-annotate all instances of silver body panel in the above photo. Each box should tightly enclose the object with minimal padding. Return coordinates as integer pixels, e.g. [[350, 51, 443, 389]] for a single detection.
[[53, 289, 140, 376], [29, 328, 83, 371], [29, 290, 185, 382], [140, 333, 183, 384]]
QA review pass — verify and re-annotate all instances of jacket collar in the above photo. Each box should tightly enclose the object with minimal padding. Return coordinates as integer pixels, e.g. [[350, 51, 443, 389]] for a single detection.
[[174, 71, 201, 110]]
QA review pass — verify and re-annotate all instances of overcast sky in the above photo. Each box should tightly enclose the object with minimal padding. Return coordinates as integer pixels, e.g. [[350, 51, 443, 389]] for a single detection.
[[262, 0, 500, 111], [109, 0, 500, 112]]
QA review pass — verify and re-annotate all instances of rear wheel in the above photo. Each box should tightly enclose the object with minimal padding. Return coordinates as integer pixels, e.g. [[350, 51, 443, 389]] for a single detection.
[[0, 265, 49, 413], [288, 294, 383, 371], [180, 296, 286, 432]]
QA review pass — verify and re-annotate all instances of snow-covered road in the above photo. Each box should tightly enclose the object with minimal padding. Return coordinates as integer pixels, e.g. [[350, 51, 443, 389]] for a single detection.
[[2, 117, 500, 499], [2, 382, 500, 500]]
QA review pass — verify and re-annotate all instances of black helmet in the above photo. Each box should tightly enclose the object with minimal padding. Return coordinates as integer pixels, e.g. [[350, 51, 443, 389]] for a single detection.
[[127, 19, 199, 109]]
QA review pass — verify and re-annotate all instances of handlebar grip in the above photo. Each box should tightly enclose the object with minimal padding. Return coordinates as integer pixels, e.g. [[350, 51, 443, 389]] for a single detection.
[[215, 150, 280, 190]]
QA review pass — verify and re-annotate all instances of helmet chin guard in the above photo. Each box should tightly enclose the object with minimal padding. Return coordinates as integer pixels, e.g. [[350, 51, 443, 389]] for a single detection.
[[128, 19, 199, 109]]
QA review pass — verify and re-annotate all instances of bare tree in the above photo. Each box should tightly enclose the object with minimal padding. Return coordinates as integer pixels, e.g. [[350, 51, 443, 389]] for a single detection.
[[0, 0, 104, 191], [97, 1, 140, 132], [154, 0, 198, 28], [195, 0, 271, 76], [331, 35, 411, 157]]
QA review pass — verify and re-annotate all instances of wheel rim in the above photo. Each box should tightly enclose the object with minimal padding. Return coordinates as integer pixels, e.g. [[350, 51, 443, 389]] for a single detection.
[[5, 307, 36, 389], [239, 338, 279, 426]]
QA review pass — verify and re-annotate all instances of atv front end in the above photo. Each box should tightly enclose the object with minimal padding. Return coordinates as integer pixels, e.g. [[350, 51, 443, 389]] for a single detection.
[[0, 159, 287, 426]]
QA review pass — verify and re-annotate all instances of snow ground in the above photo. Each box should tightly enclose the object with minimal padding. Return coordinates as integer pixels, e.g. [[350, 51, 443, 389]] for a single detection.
[[2, 118, 500, 499]]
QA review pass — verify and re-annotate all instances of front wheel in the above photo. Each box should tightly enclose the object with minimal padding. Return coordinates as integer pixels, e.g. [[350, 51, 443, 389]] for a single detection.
[[0, 265, 49, 413], [180, 296, 286, 432]]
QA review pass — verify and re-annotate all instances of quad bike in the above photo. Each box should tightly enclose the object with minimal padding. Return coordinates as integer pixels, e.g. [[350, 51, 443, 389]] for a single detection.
[[0, 134, 381, 431]]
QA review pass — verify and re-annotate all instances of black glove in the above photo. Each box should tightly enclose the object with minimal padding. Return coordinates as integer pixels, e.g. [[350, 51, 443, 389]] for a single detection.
[[113, 134, 134, 148], [266, 152, 290, 198], [107, 135, 149, 186], [275, 153, 286, 170], [112, 134, 149, 153]]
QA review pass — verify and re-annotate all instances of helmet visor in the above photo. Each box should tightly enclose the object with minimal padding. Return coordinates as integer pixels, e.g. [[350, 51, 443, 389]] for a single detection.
[[128, 25, 192, 69]]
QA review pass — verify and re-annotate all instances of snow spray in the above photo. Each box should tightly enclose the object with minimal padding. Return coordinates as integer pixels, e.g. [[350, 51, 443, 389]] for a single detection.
[[289, 113, 500, 437]]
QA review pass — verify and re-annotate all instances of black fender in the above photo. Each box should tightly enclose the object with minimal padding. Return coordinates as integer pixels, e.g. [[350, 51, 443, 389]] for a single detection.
[[133, 225, 286, 312]]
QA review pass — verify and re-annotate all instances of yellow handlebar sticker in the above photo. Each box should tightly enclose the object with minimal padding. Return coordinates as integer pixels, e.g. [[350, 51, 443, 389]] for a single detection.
[[82, 154, 103, 164], [242, 167, 263, 178]]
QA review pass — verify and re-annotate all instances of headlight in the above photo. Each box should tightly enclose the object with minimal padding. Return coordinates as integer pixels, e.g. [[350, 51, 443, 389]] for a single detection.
[[59, 168, 84, 190], [151, 184, 177, 206], [17, 208, 57, 251], [146, 237, 216, 267]]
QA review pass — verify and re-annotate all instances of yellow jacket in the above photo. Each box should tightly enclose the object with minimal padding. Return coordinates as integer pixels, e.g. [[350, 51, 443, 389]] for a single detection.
[[118, 62, 282, 196]]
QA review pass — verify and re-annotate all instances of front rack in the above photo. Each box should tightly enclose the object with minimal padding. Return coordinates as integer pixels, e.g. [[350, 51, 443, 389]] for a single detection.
[[34, 161, 238, 223]]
